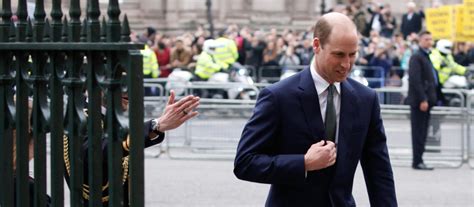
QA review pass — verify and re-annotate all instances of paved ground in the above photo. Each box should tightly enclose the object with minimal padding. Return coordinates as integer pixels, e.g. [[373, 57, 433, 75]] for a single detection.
[[144, 154, 474, 207], [48, 108, 474, 206], [139, 108, 474, 206]]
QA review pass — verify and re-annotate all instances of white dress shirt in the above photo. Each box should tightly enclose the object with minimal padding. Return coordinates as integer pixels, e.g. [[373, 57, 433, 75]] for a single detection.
[[310, 63, 341, 143]]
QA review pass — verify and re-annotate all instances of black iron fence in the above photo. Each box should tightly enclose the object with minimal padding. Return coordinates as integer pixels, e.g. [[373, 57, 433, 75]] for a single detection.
[[0, 0, 144, 206]]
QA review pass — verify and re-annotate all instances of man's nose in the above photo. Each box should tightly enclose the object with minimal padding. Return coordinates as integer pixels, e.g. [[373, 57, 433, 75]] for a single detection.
[[341, 57, 351, 69]]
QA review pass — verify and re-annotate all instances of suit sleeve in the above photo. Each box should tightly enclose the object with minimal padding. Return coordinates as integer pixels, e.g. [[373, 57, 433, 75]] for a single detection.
[[360, 92, 398, 206], [77, 119, 165, 203], [408, 54, 427, 103], [233, 88, 306, 186], [144, 120, 165, 147], [121, 120, 165, 156]]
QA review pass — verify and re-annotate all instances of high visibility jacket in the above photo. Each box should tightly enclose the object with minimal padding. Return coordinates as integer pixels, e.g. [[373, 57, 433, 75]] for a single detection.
[[141, 45, 160, 78], [194, 52, 222, 80], [429, 49, 466, 85], [213, 37, 238, 70]]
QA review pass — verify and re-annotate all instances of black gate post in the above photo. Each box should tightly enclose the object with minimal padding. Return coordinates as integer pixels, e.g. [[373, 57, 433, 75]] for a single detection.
[[0, 0, 145, 206], [0, 0, 15, 206]]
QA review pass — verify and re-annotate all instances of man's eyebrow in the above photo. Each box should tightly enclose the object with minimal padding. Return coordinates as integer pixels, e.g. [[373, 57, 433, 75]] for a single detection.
[[331, 51, 357, 55]]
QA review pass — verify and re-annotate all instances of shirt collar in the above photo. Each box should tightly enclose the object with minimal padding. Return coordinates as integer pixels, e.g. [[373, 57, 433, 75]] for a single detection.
[[310, 60, 341, 96], [420, 47, 431, 55]]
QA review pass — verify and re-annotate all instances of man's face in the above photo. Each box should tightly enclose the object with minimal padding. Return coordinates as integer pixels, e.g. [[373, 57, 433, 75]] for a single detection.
[[313, 30, 358, 83], [418, 34, 433, 50], [175, 41, 184, 50], [121, 92, 129, 111]]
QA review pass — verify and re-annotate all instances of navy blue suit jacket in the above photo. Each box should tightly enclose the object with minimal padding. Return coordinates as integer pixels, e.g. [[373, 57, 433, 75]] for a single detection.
[[234, 68, 397, 207]]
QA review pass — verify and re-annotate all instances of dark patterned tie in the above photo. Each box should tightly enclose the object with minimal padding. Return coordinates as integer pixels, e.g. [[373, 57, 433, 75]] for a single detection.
[[325, 84, 336, 142]]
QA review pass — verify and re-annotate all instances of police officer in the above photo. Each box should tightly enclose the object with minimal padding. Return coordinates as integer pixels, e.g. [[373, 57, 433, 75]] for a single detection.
[[141, 44, 160, 96], [194, 39, 222, 81], [429, 39, 466, 87], [213, 29, 239, 71]]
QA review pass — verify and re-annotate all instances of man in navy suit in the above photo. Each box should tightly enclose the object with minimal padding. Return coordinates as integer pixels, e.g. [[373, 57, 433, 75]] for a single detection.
[[406, 31, 441, 170], [400, 2, 424, 39], [234, 12, 397, 206]]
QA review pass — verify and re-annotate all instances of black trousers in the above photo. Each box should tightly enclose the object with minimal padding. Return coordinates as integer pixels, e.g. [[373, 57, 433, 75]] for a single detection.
[[410, 105, 431, 166]]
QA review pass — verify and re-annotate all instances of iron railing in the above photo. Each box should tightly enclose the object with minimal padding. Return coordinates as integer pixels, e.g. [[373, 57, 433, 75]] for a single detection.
[[0, 0, 144, 206]]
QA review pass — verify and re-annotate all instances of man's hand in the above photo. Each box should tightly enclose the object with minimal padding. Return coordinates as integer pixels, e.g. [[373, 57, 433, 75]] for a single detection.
[[419, 101, 429, 112], [304, 140, 337, 171], [172, 60, 182, 67], [158, 90, 200, 132]]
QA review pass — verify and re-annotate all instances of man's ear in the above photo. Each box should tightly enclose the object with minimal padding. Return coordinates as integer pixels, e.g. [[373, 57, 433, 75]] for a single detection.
[[313, 38, 321, 54]]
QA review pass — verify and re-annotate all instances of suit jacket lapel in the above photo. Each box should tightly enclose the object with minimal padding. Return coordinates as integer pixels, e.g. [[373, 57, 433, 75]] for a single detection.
[[336, 80, 359, 169], [298, 68, 325, 140], [337, 80, 358, 158], [329, 79, 359, 198]]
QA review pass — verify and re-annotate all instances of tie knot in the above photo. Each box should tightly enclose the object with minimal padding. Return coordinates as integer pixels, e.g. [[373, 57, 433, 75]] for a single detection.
[[327, 84, 335, 95]]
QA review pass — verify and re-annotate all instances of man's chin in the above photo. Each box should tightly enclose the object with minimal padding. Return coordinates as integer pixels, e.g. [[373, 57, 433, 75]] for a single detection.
[[335, 76, 348, 82]]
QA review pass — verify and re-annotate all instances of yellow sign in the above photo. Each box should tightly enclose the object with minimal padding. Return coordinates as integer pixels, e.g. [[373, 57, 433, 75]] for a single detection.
[[464, 0, 474, 6], [464, 0, 474, 35], [455, 5, 474, 41], [426, 6, 454, 40]]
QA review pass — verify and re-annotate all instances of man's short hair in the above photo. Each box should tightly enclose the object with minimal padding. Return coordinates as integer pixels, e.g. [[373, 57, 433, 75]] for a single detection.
[[218, 29, 227, 37], [175, 37, 184, 43], [147, 27, 156, 37], [418, 30, 431, 37], [313, 17, 332, 48]]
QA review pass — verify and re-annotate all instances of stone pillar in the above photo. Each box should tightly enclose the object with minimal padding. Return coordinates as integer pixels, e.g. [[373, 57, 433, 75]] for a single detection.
[[242, 0, 252, 11], [308, 0, 315, 18], [285, 0, 294, 15], [218, 0, 226, 22], [166, 0, 180, 21], [162, 0, 167, 17]]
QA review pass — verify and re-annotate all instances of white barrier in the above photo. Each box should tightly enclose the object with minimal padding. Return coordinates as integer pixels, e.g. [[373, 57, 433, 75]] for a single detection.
[[144, 78, 474, 167]]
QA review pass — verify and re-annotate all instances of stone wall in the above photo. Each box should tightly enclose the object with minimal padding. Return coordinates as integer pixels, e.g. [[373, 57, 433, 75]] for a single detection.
[[8, 0, 464, 35], [106, 0, 465, 35]]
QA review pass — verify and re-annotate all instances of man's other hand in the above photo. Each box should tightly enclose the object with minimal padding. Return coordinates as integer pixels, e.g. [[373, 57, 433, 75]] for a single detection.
[[158, 90, 200, 132], [304, 140, 337, 171], [420, 101, 429, 112]]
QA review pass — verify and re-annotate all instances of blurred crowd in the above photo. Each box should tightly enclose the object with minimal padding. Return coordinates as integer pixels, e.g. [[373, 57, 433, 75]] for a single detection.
[[131, 1, 474, 87]]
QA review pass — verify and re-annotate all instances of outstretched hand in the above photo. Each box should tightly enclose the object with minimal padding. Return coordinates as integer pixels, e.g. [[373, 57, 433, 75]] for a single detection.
[[158, 90, 200, 132]]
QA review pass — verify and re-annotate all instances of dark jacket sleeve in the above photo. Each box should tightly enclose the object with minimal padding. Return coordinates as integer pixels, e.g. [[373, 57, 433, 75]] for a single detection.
[[76, 119, 166, 204], [401, 15, 407, 36], [143, 119, 165, 148], [233, 88, 306, 186], [408, 53, 428, 104], [117, 120, 165, 157], [360, 92, 397, 206]]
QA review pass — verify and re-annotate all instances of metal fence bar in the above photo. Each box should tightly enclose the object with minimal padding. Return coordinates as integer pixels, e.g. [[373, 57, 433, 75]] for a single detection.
[[244, 65, 257, 81], [84, 0, 103, 206], [376, 87, 466, 168], [104, 0, 125, 204], [31, 1, 51, 206], [158, 85, 470, 166], [161, 80, 259, 160], [467, 91, 474, 168], [0, 0, 15, 205], [49, 0, 66, 206], [0, 0, 145, 206], [354, 65, 385, 88], [13, 1, 31, 206], [257, 65, 306, 83], [126, 42, 145, 207]]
